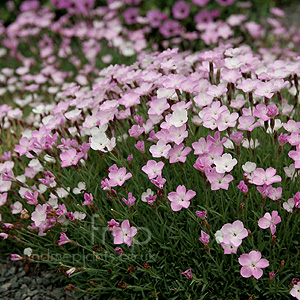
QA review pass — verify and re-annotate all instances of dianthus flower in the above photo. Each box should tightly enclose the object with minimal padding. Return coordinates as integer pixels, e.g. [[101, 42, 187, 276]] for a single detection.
[[238, 251, 269, 279]]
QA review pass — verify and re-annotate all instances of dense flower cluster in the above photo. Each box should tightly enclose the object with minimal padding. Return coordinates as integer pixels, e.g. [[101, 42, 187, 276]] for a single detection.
[[0, 0, 300, 299]]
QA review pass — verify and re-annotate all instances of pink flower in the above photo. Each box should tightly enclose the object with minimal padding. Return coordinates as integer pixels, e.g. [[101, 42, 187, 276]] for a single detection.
[[142, 160, 164, 179], [206, 168, 234, 190], [58, 232, 70, 246], [216, 0, 234, 6], [221, 242, 239, 254], [134, 141, 145, 152], [0, 193, 8, 206], [24, 190, 39, 205], [167, 185, 196, 211], [83, 193, 93, 206], [196, 210, 207, 220], [251, 167, 281, 185], [114, 247, 123, 256], [60, 149, 84, 168], [258, 211, 281, 235], [181, 268, 193, 279], [290, 281, 300, 300], [237, 181, 248, 193], [149, 140, 171, 158], [14, 137, 33, 156], [10, 254, 23, 261], [172, 1, 190, 19], [122, 192, 136, 207], [112, 220, 137, 246], [221, 220, 248, 247], [31, 204, 48, 227], [0, 233, 8, 240], [168, 144, 191, 163], [108, 167, 132, 187], [199, 230, 210, 246], [56, 204, 67, 216], [238, 251, 269, 279], [107, 219, 119, 231], [151, 175, 166, 189]]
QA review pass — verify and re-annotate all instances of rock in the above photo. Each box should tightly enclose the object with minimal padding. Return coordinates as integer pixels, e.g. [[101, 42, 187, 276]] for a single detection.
[[20, 283, 28, 291], [23, 277, 31, 285], [6, 267, 16, 276], [0, 282, 12, 292], [14, 290, 22, 300], [18, 270, 26, 278], [11, 280, 21, 289], [28, 290, 38, 297], [52, 288, 64, 300]]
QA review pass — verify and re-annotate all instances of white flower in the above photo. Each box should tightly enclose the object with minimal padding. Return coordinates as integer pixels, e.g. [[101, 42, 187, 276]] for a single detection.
[[73, 182, 86, 194], [90, 132, 109, 151], [242, 162, 257, 173], [141, 189, 154, 202], [214, 153, 237, 173], [214, 230, 224, 244], [57, 187, 70, 198], [242, 138, 260, 149], [284, 164, 298, 179], [73, 211, 86, 220], [169, 109, 188, 128], [24, 248, 32, 257], [283, 198, 295, 213]]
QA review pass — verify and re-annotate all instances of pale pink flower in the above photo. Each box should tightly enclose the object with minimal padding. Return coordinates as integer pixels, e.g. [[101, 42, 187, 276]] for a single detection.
[[238, 251, 269, 279], [60, 149, 84, 168], [108, 167, 132, 187], [288, 150, 300, 168], [0, 193, 8, 206], [0, 233, 8, 240], [11, 201, 23, 214], [221, 242, 239, 254], [142, 160, 164, 179], [149, 140, 171, 158], [112, 219, 137, 246], [169, 125, 188, 145], [283, 198, 295, 213], [168, 144, 191, 163], [167, 185, 196, 211], [31, 204, 48, 227], [216, 110, 239, 131], [206, 168, 234, 190], [290, 281, 300, 300], [192, 137, 212, 156], [251, 167, 281, 185], [258, 211, 281, 235], [169, 109, 188, 128], [221, 220, 248, 247], [207, 84, 228, 97], [237, 116, 261, 132]]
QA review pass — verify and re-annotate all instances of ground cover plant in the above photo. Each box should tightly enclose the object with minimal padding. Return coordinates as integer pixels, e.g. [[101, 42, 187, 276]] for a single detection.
[[0, 0, 300, 299]]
